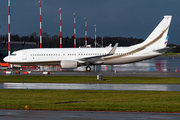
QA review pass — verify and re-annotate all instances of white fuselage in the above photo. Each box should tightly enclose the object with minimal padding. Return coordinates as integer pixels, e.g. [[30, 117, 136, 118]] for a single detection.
[[4, 46, 162, 66]]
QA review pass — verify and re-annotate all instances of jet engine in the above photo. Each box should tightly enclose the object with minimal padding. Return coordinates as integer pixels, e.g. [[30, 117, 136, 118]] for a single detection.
[[60, 60, 79, 69]]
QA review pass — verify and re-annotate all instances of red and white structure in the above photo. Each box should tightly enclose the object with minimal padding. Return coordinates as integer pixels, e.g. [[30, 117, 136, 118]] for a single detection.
[[74, 13, 76, 48], [101, 37, 103, 47], [39, 0, 42, 48], [95, 24, 96, 48], [85, 17, 87, 47], [59, 7, 62, 48], [8, 0, 10, 56]]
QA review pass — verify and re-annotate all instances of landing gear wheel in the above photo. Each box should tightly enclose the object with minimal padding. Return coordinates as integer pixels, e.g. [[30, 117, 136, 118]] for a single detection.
[[86, 66, 91, 72], [20, 67, 23, 71]]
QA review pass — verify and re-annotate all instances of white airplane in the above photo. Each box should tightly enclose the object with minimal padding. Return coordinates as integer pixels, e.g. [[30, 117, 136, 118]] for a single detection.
[[4, 16, 173, 71]]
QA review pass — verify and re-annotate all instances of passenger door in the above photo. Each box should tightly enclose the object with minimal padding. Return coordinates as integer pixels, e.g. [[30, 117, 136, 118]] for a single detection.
[[22, 51, 27, 60]]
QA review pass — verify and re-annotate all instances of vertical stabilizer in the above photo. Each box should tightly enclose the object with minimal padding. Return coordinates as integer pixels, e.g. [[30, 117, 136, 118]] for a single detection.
[[131, 16, 172, 49]]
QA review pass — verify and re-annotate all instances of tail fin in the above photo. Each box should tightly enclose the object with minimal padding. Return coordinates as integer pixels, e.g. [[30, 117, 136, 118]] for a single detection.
[[132, 16, 172, 49]]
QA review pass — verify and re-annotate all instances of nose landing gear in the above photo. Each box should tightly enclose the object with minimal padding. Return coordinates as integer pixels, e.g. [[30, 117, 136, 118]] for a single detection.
[[86, 66, 91, 72]]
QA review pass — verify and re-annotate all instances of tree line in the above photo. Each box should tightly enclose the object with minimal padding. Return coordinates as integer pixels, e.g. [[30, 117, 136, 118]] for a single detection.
[[0, 32, 180, 52]]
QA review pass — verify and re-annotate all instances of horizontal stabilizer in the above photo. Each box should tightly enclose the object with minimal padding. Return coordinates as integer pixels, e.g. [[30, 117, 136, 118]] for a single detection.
[[154, 46, 176, 53]]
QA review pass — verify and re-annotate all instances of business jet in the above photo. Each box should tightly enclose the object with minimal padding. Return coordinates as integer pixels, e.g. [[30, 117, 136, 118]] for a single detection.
[[4, 16, 173, 71]]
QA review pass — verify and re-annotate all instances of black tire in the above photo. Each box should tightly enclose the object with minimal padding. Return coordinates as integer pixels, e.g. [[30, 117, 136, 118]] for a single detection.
[[86, 66, 91, 72]]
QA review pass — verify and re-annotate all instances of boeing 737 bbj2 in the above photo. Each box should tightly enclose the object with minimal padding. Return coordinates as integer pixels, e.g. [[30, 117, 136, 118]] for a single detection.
[[4, 16, 173, 71]]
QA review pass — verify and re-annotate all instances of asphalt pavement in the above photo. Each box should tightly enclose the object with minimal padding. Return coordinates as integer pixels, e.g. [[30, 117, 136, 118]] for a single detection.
[[1, 71, 180, 77], [0, 109, 180, 120]]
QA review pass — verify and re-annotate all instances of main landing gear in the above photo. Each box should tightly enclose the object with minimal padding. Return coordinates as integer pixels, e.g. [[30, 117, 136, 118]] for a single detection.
[[86, 66, 91, 72]]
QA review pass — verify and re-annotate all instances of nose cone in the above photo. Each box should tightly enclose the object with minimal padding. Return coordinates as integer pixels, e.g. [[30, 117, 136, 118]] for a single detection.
[[3, 56, 10, 63]]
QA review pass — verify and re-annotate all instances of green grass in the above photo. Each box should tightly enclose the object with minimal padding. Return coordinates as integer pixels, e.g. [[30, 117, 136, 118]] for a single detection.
[[164, 51, 180, 56], [0, 89, 180, 112], [1, 76, 180, 112], [0, 75, 180, 84]]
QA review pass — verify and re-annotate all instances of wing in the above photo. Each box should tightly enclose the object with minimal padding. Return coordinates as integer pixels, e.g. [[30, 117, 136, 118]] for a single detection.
[[78, 43, 118, 63]]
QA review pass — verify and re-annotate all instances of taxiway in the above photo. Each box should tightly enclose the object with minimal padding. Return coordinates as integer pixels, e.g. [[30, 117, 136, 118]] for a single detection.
[[0, 109, 180, 120], [1, 71, 180, 77]]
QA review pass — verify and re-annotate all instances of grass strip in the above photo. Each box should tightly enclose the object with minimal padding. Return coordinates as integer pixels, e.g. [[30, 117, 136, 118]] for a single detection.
[[0, 89, 180, 112], [164, 52, 180, 56], [0, 75, 180, 84]]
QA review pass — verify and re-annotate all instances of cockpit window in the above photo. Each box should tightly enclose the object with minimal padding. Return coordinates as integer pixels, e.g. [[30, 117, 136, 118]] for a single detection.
[[10, 52, 17, 56], [11, 54, 16, 56]]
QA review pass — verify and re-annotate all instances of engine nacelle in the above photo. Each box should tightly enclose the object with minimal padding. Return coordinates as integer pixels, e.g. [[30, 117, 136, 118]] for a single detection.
[[60, 60, 78, 69]]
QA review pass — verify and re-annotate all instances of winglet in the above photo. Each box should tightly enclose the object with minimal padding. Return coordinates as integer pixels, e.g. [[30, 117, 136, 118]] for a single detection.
[[108, 43, 118, 55]]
